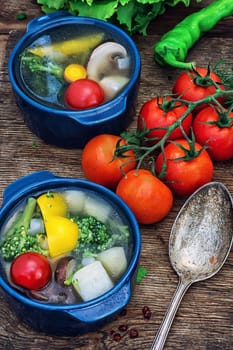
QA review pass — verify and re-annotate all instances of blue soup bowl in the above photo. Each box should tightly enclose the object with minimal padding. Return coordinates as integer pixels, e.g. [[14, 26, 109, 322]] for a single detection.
[[8, 12, 141, 148], [0, 171, 141, 335]]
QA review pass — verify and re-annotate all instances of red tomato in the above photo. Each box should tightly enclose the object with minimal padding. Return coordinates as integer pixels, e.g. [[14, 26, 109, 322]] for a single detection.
[[172, 67, 225, 112], [193, 106, 233, 161], [155, 139, 214, 197], [82, 134, 137, 189], [64, 78, 104, 109], [10, 252, 52, 290], [116, 169, 173, 224], [137, 96, 192, 144]]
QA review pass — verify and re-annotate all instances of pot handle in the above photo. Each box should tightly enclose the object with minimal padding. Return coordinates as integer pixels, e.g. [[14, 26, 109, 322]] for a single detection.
[[2, 171, 57, 205], [70, 96, 127, 126], [65, 281, 131, 323], [27, 11, 71, 33]]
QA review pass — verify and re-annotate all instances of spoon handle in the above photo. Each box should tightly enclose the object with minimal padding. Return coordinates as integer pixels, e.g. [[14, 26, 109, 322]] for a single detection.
[[150, 279, 192, 350]]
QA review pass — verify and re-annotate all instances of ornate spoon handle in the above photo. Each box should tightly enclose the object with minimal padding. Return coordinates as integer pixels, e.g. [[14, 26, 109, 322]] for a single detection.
[[150, 279, 192, 350]]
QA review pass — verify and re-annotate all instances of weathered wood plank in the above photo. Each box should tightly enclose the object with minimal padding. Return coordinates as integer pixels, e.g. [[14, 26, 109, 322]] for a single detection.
[[0, 0, 233, 349]]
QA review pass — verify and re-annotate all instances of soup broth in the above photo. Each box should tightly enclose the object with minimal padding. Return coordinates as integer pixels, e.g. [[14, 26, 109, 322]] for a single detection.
[[17, 24, 132, 109], [0, 188, 133, 304]]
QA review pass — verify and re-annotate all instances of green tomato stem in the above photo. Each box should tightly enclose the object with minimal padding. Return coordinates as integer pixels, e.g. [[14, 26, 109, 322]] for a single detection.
[[118, 88, 233, 174]]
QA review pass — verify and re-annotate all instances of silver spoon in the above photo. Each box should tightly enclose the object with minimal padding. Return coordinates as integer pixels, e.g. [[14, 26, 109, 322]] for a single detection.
[[150, 181, 233, 350]]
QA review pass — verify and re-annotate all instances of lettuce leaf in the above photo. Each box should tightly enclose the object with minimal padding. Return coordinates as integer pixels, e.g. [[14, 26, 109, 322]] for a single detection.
[[36, 0, 202, 35]]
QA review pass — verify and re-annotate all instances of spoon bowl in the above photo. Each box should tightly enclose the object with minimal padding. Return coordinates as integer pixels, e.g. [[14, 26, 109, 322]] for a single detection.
[[150, 182, 233, 350]]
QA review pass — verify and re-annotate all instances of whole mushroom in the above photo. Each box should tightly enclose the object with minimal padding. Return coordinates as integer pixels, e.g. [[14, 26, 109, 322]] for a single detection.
[[86, 42, 130, 101]]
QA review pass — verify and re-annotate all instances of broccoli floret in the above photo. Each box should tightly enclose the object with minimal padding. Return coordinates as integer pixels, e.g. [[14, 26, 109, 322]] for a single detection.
[[71, 216, 130, 260], [21, 52, 64, 80], [20, 51, 65, 97], [0, 197, 48, 261], [72, 216, 110, 256]]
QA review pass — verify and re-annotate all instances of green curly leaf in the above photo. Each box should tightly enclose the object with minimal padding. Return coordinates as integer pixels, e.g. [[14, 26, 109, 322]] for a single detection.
[[36, 0, 203, 35]]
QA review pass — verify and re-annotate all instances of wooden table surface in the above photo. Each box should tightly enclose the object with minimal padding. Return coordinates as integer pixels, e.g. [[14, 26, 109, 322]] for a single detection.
[[0, 1, 233, 349]]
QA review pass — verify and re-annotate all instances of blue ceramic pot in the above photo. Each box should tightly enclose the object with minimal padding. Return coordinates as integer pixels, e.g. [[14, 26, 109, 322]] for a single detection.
[[8, 13, 141, 148], [0, 171, 141, 335]]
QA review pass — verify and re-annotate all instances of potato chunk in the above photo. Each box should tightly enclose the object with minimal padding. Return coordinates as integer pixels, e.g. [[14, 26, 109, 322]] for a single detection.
[[97, 247, 127, 279], [72, 261, 113, 301], [83, 196, 111, 222]]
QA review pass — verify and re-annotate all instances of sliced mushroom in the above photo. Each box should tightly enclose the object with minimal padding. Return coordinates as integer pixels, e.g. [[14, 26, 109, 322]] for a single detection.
[[99, 75, 130, 101], [86, 42, 130, 82], [29, 289, 49, 302], [54, 256, 76, 286], [29, 257, 77, 304], [29, 280, 77, 304]]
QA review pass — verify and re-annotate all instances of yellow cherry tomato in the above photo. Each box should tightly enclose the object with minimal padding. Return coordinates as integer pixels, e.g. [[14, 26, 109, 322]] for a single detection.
[[45, 216, 79, 258], [37, 192, 67, 220], [64, 64, 87, 83]]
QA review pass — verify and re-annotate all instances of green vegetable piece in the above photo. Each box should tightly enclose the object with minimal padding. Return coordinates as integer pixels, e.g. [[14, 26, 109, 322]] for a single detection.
[[16, 13, 27, 20], [20, 51, 65, 97], [71, 215, 129, 263], [32, 141, 38, 149], [154, 0, 233, 69], [136, 266, 148, 284], [0, 197, 48, 261], [21, 52, 64, 80]]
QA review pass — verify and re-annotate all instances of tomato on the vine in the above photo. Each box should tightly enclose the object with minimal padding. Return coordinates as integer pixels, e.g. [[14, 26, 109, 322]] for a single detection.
[[116, 169, 173, 224], [155, 139, 214, 197], [65, 78, 104, 110], [193, 106, 233, 161], [137, 96, 192, 144], [81, 134, 137, 189], [172, 67, 225, 112], [10, 252, 52, 290]]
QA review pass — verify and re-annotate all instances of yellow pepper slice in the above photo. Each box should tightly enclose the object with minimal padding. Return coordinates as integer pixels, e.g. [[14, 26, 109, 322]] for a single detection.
[[64, 64, 87, 83], [37, 192, 67, 220], [27, 33, 104, 58], [45, 216, 79, 258]]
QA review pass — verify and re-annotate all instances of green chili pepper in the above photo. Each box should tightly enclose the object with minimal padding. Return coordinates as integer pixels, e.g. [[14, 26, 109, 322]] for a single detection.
[[154, 0, 233, 69]]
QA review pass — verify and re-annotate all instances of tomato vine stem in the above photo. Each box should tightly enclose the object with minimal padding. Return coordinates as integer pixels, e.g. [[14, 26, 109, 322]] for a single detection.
[[116, 87, 233, 175]]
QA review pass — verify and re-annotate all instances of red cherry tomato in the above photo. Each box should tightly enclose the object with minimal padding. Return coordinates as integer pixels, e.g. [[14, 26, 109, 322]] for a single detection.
[[116, 169, 173, 224], [10, 252, 52, 290], [82, 134, 137, 189], [193, 106, 233, 161], [172, 67, 225, 113], [155, 139, 214, 197], [64, 78, 105, 110], [137, 96, 192, 144]]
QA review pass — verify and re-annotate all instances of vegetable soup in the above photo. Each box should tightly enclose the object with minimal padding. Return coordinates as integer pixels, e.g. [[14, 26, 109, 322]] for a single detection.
[[0, 188, 133, 304], [16, 24, 132, 110]]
